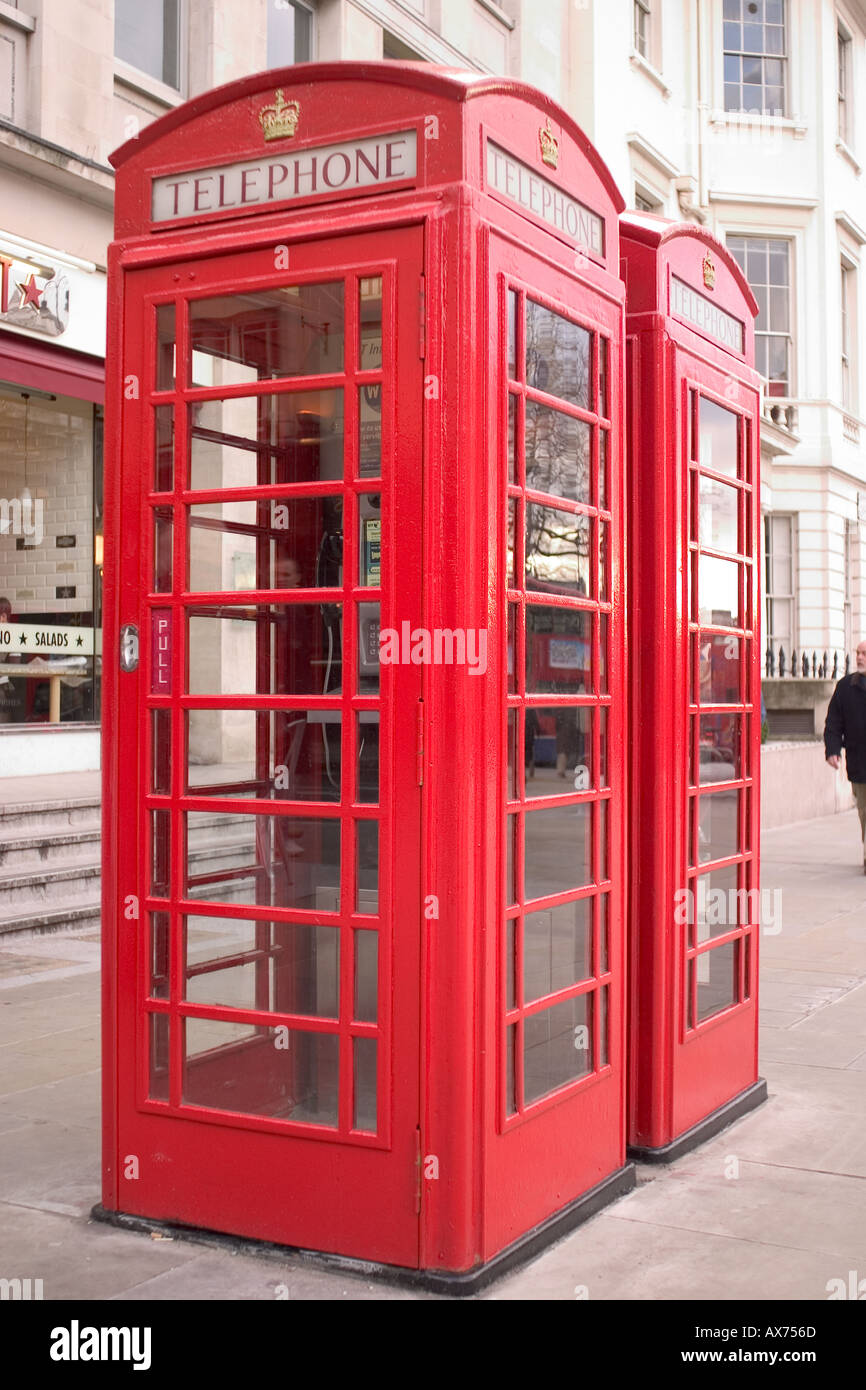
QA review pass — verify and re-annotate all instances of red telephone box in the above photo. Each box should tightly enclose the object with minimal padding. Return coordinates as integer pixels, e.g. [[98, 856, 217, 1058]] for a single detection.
[[99, 63, 632, 1289], [621, 215, 767, 1160]]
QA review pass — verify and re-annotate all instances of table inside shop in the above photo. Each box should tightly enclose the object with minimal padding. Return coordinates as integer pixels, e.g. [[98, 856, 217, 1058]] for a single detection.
[[0, 660, 90, 723]]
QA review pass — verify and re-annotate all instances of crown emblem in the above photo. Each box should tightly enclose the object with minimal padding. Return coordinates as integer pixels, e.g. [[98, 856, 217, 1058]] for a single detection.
[[539, 118, 559, 170], [702, 252, 716, 290], [258, 90, 300, 142]]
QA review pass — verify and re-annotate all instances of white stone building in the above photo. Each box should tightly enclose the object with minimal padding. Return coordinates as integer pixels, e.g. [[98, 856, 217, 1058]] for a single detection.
[[1, 0, 863, 790]]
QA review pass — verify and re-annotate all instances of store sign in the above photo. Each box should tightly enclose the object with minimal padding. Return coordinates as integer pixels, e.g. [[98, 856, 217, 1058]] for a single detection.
[[670, 276, 744, 354], [0, 623, 94, 654], [152, 130, 418, 222], [0, 251, 69, 338], [486, 142, 605, 257], [0, 233, 106, 357]]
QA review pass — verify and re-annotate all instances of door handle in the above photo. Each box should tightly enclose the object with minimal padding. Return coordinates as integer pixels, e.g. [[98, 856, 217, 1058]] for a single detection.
[[119, 624, 139, 672]]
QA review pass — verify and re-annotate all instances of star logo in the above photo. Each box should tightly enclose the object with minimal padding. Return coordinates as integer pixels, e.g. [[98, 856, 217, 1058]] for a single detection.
[[17, 274, 43, 310], [18, 634, 27, 646], [75, 635, 83, 647]]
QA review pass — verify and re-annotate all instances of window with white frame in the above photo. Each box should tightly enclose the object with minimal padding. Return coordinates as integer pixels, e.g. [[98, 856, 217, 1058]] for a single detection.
[[841, 256, 857, 410], [115, 0, 182, 90], [838, 24, 852, 145], [844, 518, 854, 657], [634, 0, 651, 58], [723, 0, 786, 115], [267, 0, 313, 67], [764, 514, 796, 657], [634, 188, 661, 212], [727, 235, 792, 397]]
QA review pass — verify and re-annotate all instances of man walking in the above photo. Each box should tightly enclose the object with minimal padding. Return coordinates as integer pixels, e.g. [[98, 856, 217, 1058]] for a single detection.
[[825, 640, 866, 871]]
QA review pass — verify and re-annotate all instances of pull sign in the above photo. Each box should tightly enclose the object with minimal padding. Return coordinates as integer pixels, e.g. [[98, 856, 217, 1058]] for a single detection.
[[151, 610, 172, 693], [119, 624, 139, 672]]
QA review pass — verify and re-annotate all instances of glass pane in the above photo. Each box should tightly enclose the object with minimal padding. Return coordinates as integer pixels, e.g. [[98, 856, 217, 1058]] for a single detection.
[[185, 916, 339, 1016], [507, 498, 517, 588], [189, 391, 344, 490], [507, 603, 518, 694], [153, 508, 173, 593], [525, 402, 591, 503], [599, 612, 609, 695], [507, 289, 518, 380], [152, 708, 171, 795], [359, 496, 381, 586], [359, 385, 382, 477], [185, 811, 340, 910], [155, 304, 175, 391], [359, 276, 382, 370], [599, 892, 609, 974], [506, 1022, 517, 1115], [353, 1037, 377, 1131], [187, 605, 343, 697], [524, 803, 591, 900], [507, 394, 517, 485], [188, 495, 344, 594], [506, 918, 516, 1010], [356, 820, 379, 913], [699, 555, 740, 627], [693, 864, 740, 944], [150, 913, 170, 1000], [187, 708, 341, 802], [599, 430, 608, 511], [188, 283, 344, 384], [600, 984, 609, 1066], [358, 712, 379, 803], [524, 899, 591, 1003], [354, 930, 378, 1022], [598, 521, 609, 602], [526, 301, 590, 409], [525, 504, 590, 596], [699, 476, 739, 553], [149, 1013, 170, 1102], [151, 809, 171, 897], [524, 993, 593, 1104], [599, 798, 608, 881], [526, 605, 591, 694], [697, 791, 739, 864], [184, 1020, 339, 1124], [598, 337, 608, 418], [357, 602, 380, 694], [699, 714, 742, 783], [697, 940, 738, 1022], [699, 634, 741, 704], [154, 405, 174, 491], [699, 397, 738, 478], [600, 706, 608, 788], [525, 706, 591, 796], [507, 707, 518, 799], [506, 813, 517, 906]]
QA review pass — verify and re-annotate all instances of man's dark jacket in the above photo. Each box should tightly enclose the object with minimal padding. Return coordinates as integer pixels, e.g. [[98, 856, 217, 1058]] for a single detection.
[[824, 673, 866, 782]]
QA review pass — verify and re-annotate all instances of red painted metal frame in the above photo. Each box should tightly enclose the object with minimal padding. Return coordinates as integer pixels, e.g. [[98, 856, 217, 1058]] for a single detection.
[[621, 216, 762, 1152], [103, 61, 629, 1276]]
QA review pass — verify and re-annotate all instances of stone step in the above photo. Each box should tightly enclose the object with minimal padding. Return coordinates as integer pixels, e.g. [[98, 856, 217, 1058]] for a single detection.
[[0, 826, 102, 872], [0, 797, 101, 837], [0, 898, 101, 937], [0, 860, 102, 908]]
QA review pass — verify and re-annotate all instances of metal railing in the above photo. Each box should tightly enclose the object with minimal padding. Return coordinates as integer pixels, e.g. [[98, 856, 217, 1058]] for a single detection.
[[764, 645, 849, 679]]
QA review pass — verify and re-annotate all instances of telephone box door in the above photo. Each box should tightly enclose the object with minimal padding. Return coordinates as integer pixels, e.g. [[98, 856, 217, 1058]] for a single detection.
[[675, 348, 761, 1134], [107, 227, 425, 1265]]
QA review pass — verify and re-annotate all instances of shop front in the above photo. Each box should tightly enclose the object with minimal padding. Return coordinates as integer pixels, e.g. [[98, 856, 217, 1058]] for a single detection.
[[0, 234, 106, 777]]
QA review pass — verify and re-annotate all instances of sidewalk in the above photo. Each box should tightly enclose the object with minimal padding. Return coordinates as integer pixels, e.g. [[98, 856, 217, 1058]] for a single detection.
[[0, 811, 864, 1301]]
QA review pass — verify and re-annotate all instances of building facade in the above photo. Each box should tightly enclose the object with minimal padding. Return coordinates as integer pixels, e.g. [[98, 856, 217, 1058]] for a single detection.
[[1, 0, 863, 777]]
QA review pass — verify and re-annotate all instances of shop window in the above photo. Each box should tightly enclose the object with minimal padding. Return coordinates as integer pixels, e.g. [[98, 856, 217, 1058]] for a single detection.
[[723, 0, 786, 116], [0, 390, 101, 726], [115, 0, 182, 90], [267, 0, 314, 67]]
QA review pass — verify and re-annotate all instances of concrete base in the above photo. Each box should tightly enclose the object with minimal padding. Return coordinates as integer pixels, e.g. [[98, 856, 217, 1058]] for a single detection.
[[92, 1165, 637, 1297], [628, 1080, 769, 1164], [761, 741, 854, 829]]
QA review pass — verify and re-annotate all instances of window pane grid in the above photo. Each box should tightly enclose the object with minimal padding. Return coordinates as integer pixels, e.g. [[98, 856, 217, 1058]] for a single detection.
[[502, 284, 614, 1122]]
